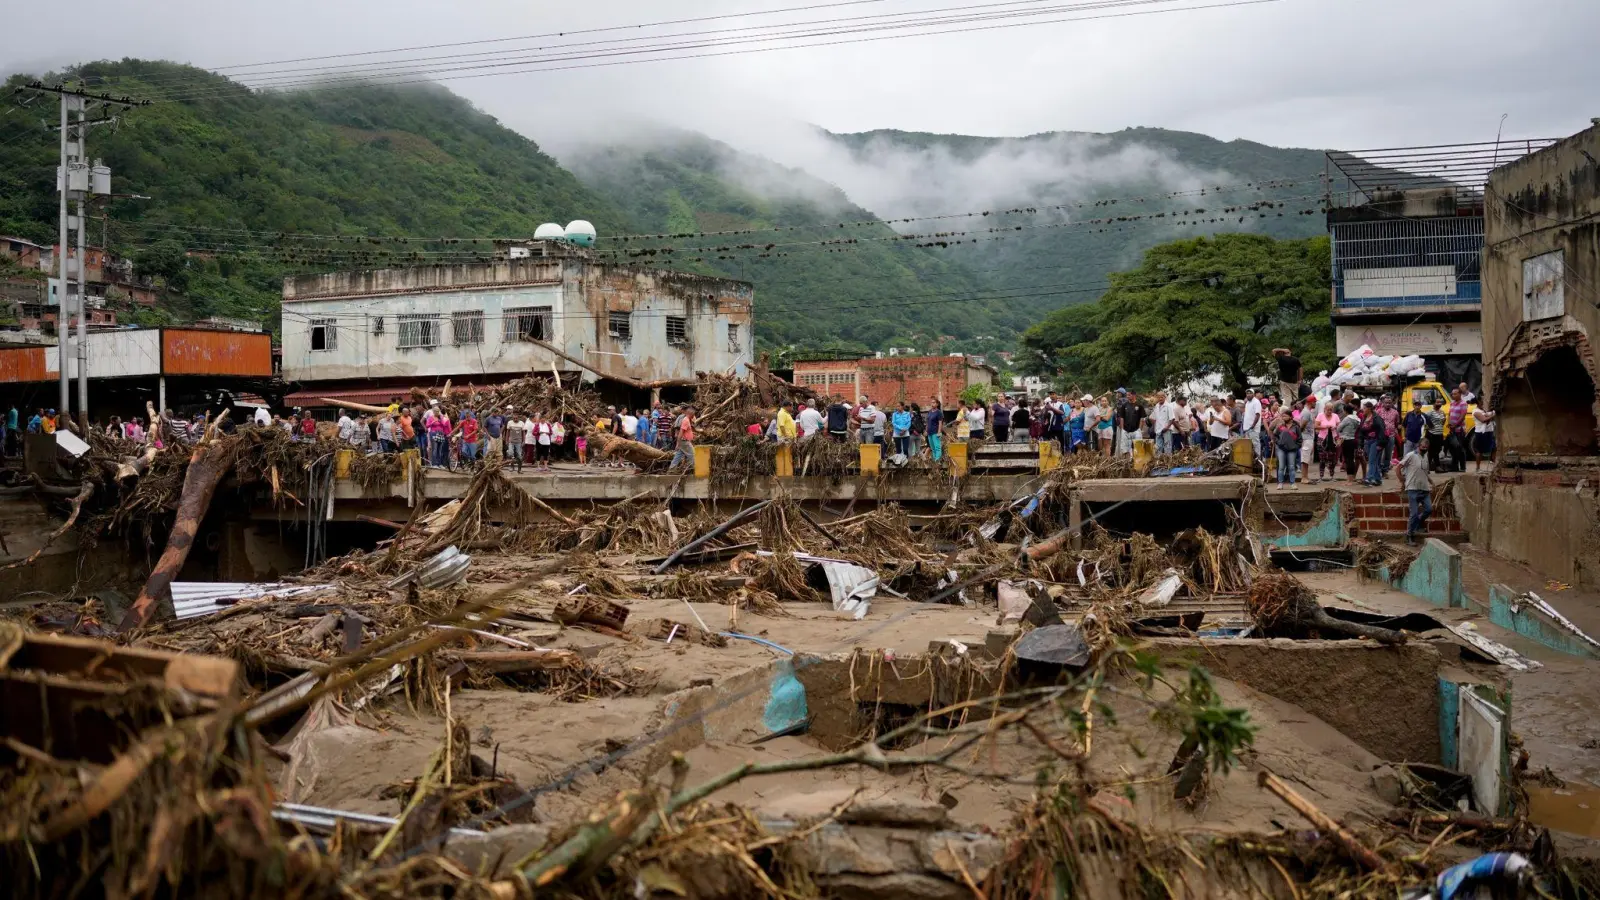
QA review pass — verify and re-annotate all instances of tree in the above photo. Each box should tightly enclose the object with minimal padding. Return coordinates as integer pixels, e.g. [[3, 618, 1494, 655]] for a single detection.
[[1020, 234, 1333, 396]]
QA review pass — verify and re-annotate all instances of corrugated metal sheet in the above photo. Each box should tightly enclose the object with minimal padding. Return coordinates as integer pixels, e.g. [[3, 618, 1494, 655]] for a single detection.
[[0, 345, 51, 383], [162, 329, 273, 376], [171, 582, 332, 620]]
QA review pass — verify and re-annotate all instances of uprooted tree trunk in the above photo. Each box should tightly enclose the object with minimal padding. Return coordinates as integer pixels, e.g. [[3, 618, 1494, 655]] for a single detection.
[[119, 415, 237, 631], [588, 430, 672, 467], [1246, 574, 1405, 645]]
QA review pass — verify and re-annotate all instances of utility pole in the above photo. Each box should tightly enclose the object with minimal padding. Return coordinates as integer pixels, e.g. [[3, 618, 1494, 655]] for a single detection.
[[19, 82, 147, 430]]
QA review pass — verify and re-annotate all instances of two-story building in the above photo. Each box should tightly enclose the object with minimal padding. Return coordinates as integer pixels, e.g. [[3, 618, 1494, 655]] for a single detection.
[[1325, 141, 1557, 394], [280, 243, 754, 407]]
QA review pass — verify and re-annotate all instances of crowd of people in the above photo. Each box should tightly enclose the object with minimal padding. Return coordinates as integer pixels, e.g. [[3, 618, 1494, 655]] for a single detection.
[[310, 398, 706, 473]]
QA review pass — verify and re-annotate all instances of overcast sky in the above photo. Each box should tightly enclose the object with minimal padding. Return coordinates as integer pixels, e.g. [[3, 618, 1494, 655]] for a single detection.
[[3, 0, 1595, 163]]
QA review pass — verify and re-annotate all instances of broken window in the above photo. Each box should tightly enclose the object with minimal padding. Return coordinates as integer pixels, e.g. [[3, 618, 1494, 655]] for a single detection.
[[727, 323, 742, 352], [452, 310, 484, 345], [397, 314, 441, 349], [666, 315, 689, 346], [310, 317, 338, 352], [608, 310, 632, 341], [503, 306, 552, 342]]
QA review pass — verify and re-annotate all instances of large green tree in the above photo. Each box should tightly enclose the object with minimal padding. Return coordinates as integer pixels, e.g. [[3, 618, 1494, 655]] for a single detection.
[[1021, 233, 1333, 395]]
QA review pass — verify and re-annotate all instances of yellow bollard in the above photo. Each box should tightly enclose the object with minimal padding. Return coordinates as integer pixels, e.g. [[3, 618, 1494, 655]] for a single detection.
[[693, 444, 712, 478], [948, 441, 969, 476], [1039, 441, 1059, 472], [335, 448, 354, 479], [1132, 438, 1154, 475], [859, 442, 881, 476], [775, 443, 794, 477]]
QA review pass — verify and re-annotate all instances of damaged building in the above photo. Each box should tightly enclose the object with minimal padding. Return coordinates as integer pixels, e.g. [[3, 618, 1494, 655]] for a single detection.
[[280, 239, 754, 407], [1483, 122, 1600, 456]]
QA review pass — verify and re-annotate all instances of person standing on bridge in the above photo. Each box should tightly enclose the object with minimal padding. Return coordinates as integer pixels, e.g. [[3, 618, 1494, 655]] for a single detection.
[[797, 398, 824, 439], [892, 403, 913, 457], [826, 396, 851, 443], [776, 401, 798, 443], [1272, 347, 1302, 407], [1472, 405, 1497, 471], [1358, 402, 1387, 487], [990, 396, 1011, 443], [670, 406, 697, 471], [505, 410, 526, 472], [924, 400, 944, 460]]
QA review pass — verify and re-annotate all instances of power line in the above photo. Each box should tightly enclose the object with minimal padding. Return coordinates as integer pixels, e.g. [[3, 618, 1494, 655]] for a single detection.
[[130, 0, 1282, 102]]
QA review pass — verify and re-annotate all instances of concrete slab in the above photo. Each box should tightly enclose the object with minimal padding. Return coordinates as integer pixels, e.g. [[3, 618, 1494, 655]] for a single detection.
[[1071, 475, 1253, 503]]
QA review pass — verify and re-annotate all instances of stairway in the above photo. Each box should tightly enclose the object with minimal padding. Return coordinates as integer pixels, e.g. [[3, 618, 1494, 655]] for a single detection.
[[1349, 490, 1463, 538]]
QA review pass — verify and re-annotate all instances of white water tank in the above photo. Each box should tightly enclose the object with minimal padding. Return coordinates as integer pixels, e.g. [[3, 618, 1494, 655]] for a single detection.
[[534, 222, 566, 240], [90, 159, 111, 196], [564, 220, 597, 247]]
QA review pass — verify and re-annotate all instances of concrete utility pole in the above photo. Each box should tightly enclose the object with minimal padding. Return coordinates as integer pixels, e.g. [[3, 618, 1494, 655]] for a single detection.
[[19, 82, 147, 429]]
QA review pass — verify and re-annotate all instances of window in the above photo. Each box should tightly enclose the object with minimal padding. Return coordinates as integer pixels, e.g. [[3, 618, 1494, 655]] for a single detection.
[[397, 314, 441, 349], [503, 306, 552, 342], [608, 310, 632, 341], [452, 310, 484, 345], [372, 316, 385, 335], [727, 323, 742, 352], [310, 318, 338, 352], [665, 315, 689, 346]]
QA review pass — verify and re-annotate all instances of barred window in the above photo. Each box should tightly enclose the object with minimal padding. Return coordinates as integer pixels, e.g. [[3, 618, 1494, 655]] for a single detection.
[[665, 315, 689, 346], [398, 314, 441, 349], [503, 306, 552, 342], [452, 311, 484, 345], [727, 323, 741, 351], [608, 310, 632, 340], [310, 317, 338, 352]]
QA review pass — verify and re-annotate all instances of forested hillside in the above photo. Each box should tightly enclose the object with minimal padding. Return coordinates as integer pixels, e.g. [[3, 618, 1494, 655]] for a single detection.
[[0, 61, 627, 328], [0, 61, 1333, 359]]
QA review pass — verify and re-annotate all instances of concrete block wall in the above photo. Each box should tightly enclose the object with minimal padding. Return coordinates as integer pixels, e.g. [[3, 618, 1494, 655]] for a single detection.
[[1350, 490, 1463, 536], [1387, 538, 1468, 609]]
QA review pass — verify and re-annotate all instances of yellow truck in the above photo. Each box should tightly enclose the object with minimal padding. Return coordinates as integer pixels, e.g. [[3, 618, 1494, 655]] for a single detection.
[[1355, 376, 1476, 434]]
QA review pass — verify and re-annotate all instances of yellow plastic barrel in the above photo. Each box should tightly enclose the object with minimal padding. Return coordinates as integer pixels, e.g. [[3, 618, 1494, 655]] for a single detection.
[[1230, 437, 1255, 468], [1132, 438, 1155, 475], [775, 443, 795, 477], [859, 442, 881, 476], [335, 448, 354, 479], [1038, 441, 1059, 472], [693, 444, 712, 478], [947, 441, 969, 476]]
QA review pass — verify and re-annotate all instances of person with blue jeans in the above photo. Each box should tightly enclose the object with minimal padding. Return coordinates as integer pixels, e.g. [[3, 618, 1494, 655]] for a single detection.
[[1357, 403, 1387, 487], [891, 403, 912, 457], [1271, 414, 1300, 485], [1401, 436, 1432, 544]]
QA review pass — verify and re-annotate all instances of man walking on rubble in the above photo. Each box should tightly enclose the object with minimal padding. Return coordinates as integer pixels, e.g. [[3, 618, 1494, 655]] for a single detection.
[[776, 401, 798, 442], [670, 406, 697, 471], [1401, 436, 1433, 545]]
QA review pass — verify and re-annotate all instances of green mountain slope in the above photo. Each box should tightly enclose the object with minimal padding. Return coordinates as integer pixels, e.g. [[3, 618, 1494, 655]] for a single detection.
[[820, 126, 1328, 315], [557, 129, 1001, 352], [0, 61, 628, 327]]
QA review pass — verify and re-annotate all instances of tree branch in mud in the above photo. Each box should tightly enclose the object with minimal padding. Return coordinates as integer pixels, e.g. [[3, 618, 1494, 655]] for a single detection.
[[0, 482, 91, 573]]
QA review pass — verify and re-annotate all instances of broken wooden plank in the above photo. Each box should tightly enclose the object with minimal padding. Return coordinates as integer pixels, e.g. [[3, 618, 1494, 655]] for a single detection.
[[440, 649, 582, 674], [554, 596, 630, 631]]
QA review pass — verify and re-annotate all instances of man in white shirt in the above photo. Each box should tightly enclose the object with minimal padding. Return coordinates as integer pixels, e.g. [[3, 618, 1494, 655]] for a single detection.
[[797, 398, 824, 438], [1151, 389, 1175, 453], [337, 411, 358, 445], [1241, 388, 1263, 443], [620, 410, 639, 439]]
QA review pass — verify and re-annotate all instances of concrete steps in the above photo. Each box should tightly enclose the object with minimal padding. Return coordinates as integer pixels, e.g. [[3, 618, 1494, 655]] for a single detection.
[[1349, 490, 1463, 537]]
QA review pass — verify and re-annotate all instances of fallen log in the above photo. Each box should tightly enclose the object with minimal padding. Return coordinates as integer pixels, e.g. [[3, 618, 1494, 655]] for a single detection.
[[525, 337, 699, 390], [440, 648, 581, 674], [319, 397, 389, 415], [652, 499, 772, 574], [1259, 770, 1389, 872], [1024, 527, 1074, 560], [588, 430, 671, 466], [119, 425, 238, 631], [1246, 574, 1405, 645], [114, 446, 159, 488]]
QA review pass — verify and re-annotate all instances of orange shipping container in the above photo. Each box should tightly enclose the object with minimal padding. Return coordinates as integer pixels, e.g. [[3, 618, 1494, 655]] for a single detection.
[[162, 329, 273, 377]]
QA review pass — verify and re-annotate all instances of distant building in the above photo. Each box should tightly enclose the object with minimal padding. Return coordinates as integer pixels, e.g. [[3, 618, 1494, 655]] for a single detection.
[[1482, 123, 1600, 455], [1011, 374, 1046, 398], [280, 245, 753, 406], [793, 355, 997, 406], [0, 236, 44, 270]]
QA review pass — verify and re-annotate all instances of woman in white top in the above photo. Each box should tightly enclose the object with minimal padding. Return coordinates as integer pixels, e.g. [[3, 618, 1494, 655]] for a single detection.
[[1205, 397, 1233, 450], [966, 403, 987, 440]]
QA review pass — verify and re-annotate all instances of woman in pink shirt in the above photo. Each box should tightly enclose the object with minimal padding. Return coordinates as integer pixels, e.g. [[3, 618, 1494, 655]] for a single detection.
[[1313, 403, 1341, 483], [426, 409, 451, 468]]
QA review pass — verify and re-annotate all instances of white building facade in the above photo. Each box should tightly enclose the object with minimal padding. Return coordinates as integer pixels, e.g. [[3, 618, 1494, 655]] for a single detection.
[[281, 256, 753, 389]]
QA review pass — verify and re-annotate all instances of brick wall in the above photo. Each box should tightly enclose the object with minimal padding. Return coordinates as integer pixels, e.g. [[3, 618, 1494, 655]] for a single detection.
[[792, 360, 860, 400], [1350, 491, 1463, 536], [860, 356, 968, 406]]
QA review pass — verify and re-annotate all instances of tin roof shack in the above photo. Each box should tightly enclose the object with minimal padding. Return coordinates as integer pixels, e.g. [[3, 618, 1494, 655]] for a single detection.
[[280, 256, 753, 406], [0, 327, 274, 420], [1483, 123, 1600, 456]]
